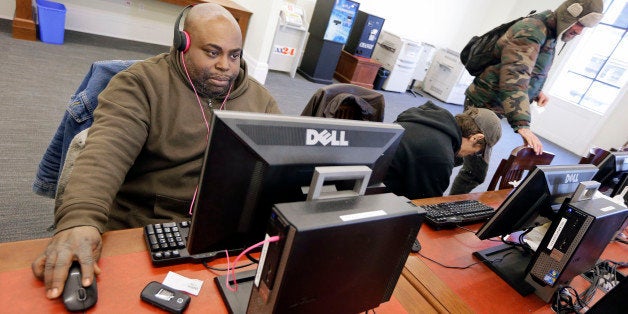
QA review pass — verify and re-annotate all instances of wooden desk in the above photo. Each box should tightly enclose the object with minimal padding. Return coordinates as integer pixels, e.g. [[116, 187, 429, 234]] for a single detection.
[[334, 50, 381, 89], [0, 228, 413, 313], [12, 0, 251, 43], [405, 190, 628, 313]]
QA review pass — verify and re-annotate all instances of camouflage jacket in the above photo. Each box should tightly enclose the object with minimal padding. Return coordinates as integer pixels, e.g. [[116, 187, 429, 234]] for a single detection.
[[465, 10, 557, 131]]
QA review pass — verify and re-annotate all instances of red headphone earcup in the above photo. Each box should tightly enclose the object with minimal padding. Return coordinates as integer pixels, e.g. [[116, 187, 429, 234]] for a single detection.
[[181, 31, 191, 53]]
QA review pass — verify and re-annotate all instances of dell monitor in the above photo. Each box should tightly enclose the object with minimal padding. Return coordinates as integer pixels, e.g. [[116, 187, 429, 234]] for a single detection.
[[185, 110, 404, 257], [592, 151, 628, 197], [473, 164, 599, 295]]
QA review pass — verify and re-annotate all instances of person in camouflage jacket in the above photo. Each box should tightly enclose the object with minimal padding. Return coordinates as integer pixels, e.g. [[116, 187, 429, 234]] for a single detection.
[[450, 0, 604, 195]]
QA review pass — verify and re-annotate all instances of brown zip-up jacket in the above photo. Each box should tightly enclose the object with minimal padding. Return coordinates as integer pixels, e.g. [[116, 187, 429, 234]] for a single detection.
[[54, 48, 280, 233]]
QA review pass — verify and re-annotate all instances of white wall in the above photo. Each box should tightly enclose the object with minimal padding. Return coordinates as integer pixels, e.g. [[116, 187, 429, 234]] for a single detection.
[[235, 0, 283, 84], [36, 0, 180, 46], [0, 1, 15, 20], [358, 0, 497, 52]]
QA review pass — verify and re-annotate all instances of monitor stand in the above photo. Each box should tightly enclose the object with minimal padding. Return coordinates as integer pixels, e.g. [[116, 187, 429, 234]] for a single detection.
[[472, 244, 535, 296], [214, 269, 257, 314]]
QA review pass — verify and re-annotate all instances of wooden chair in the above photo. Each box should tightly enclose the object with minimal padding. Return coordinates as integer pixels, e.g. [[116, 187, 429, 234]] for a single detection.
[[579, 147, 611, 165], [487, 146, 555, 191]]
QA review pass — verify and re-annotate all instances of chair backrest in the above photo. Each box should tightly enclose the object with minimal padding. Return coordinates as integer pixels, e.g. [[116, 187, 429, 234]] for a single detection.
[[34, 60, 138, 202], [300, 83, 385, 122], [487, 146, 555, 191], [579, 147, 611, 165]]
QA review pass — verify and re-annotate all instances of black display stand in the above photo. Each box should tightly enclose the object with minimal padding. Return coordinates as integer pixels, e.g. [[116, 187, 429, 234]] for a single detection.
[[297, 37, 343, 84], [214, 269, 257, 314], [472, 244, 536, 296]]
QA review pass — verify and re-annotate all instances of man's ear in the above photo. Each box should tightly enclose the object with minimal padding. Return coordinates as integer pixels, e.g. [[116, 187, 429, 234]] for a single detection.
[[471, 133, 485, 143]]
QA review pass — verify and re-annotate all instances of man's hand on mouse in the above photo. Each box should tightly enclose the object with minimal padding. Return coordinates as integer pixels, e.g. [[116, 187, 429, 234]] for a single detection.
[[31, 226, 103, 299]]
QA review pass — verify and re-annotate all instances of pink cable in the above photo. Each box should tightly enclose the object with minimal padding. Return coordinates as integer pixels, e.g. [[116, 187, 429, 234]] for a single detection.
[[180, 53, 210, 140], [188, 186, 198, 215], [180, 52, 232, 216], [225, 235, 280, 292]]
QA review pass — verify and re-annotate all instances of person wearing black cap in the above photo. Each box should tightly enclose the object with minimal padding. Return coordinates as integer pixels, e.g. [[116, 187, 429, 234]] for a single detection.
[[384, 101, 502, 200], [450, 0, 605, 195]]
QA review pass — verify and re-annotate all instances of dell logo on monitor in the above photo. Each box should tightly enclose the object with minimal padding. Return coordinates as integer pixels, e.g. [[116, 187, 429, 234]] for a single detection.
[[306, 129, 349, 146], [564, 173, 579, 183]]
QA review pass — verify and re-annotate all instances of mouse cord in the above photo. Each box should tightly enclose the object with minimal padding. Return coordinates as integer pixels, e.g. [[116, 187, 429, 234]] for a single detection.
[[418, 250, 514, 270]]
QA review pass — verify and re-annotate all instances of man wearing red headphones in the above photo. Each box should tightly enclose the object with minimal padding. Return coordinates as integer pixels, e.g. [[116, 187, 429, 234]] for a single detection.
[[32, 3, 280, 300]]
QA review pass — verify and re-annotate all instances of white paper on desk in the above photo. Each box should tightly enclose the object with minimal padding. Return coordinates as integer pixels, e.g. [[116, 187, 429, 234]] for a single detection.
[[163, 271, 203, 296], [523, 222, 551, 252]]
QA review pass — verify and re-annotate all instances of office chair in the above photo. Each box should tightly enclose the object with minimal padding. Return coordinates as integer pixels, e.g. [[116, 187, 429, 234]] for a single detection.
[[34, 60, 138, 205], [300, 83, 385, 122], [487, 145, 555, 191]]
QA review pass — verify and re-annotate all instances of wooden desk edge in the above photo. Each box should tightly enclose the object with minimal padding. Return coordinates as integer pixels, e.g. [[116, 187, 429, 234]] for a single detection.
[[396, 256, 473, 314]]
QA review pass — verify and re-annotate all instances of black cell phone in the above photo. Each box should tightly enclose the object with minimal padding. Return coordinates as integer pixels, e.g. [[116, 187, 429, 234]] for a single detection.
[[140, 281, 191, 314]]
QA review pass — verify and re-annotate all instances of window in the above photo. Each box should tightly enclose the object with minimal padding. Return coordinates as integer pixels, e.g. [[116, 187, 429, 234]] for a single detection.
[[550, 0, 627, 114]]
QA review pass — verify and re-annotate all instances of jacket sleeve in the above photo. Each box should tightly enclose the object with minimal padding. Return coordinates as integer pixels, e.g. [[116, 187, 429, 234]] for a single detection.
[[528, 39, 556, 101], [53, 71, 150, 233], [498, 19, 548, 131]]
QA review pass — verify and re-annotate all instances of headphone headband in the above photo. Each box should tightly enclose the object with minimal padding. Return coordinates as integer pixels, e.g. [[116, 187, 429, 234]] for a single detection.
[[173, 5, 194, 53]]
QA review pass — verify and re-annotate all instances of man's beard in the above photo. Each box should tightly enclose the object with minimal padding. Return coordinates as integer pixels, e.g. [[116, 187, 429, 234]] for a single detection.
[[184, 55, 236, 98], [191, 71, 234, 99]]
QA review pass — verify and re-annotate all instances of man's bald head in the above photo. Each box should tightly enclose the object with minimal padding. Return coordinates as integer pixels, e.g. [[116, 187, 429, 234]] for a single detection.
[[179, 3, 244, 99], [184, 3, 241, 37]]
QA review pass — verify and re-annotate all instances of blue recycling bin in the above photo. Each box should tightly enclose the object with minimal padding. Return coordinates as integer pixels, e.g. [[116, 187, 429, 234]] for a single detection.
[[36, 0, 67, 44]]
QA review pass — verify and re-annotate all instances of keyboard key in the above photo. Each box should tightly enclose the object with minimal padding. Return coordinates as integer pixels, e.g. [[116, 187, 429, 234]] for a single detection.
[[146, 225, 155, 235]]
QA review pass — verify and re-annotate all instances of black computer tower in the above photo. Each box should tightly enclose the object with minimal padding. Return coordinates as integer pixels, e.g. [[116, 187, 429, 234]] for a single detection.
[[525, 197, 628, 302], [247, 193, 423, 313], [344, 11, 385, 59]]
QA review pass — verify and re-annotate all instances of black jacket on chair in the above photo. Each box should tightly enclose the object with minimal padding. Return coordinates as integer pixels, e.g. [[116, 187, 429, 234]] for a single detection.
[[301, 83, 385, 122]]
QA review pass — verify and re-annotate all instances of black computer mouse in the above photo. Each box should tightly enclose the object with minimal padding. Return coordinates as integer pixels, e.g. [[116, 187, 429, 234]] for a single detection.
[[62, 262, 98, 312]]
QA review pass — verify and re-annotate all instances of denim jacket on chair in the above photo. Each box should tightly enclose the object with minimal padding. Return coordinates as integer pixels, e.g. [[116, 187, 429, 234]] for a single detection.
[[33, 60, 139, 198]]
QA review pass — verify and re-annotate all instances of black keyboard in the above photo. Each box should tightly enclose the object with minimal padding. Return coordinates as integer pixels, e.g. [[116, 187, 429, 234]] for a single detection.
[[422, 200, 495, 229], [144, 221, 194, 266], [144, 221, 243, 266]]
